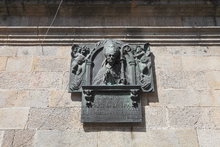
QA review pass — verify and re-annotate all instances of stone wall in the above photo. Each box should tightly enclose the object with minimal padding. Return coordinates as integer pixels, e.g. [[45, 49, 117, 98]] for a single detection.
[[0, 45, 220, 147], [0, 0, 220, 146]]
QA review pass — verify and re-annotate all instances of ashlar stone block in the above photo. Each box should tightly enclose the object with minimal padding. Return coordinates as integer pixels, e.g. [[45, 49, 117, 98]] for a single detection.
[[182, 56, 220, 71], [144, 106, 167, 128], [17, 46, 41, 56], [1, 130, 14, 147], [49, 91, 81, 107], [207, 46, 220, 56], [2, 130, 35, 147], [132, 129, 199, 147], [0, 131, 4, 147], [168, 107, 217, 129], [98, 129, 132, 147], [0, 90, 17, 107], [30, 72, 63, 89], [0, 108, 30, 129], [6, 57, 33, 72], [2, 90, 49, 108], [158, 89, 220, 107], [32, 57, 70, 72], [158, 71, 188, 89], [158, 71, 209, 90], [0, 72, 31, 89], [34, 130, 97, 147], [0, 46, 17, 56], [155, 55, 183, 71], [0, 57, 7, 71], [27, 107, 82, 130], [206, 71, 220, 89], [197, 129, 220, 147]]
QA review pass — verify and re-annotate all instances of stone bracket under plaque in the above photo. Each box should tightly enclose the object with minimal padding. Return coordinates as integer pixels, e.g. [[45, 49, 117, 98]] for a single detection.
[[69, 39, 154, 123]]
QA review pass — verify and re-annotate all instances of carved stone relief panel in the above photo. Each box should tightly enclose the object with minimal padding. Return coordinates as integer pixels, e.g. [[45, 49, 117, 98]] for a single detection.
[[69, 39, 154, 123]]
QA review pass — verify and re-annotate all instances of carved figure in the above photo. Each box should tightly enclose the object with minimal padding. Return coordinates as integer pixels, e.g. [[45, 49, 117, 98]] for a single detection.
[[69, 45, 90, 90], [71, 46, 89, 75], [134, 44, 152, 90], [93, 40, 121, 85]]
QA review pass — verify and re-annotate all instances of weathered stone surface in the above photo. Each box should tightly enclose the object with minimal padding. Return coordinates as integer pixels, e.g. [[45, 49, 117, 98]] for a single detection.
[[33, 57, 70, 72], [0, 57, 7, 71], [158, 71, 208, 90], [155, 55, 182, 71], [37, 46, 71, 57], [144, 106, 167, 128], [0, 46, 17, 56], [132, 129, 199, 147], [0, 72, 31, 89], [41, 46, 59, 56], [189, 71, 209, 90], [62, 71, 70, 90], [0, 90, 48, 108], [0, 90, 17, 107], [2, 130, 35, 147], [6, 57, 33, 72], [182, 56, 220, 71], [98, 129, 132, 147], [200, 90, 220, 106], [18, 90, 48, 107], [207, 46, 220, 56], [34, 130, 97, 147], [49, 91, 81, 107], [209, 107, 220, 128], [13, 130, 35, 147], [152, 46, 220, 57], [158, 71, 188, 89], [197, 129, 220, 147], [56, 46, 71, 57], [0, 108, 30, 129], [167, 46, 211, 56], [158, 89, 199, 106], [168, 107, 216, 129], [0, 72, 63, 89], [1, 130, 14, 147], [30, 72, 63, 89], [150, 46, 170, 56], [17, 46, 41, 56], [27, 107, 82, 130], [158, 89, 220, 106], [17, 46, 72, 57], [0, 131, 4, 147], [206, 71, 220, 89]]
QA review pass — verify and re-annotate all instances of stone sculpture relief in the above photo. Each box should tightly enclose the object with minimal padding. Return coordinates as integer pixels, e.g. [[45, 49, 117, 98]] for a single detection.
[[69, 39, 154, 123], [69, 39, 154, 92]]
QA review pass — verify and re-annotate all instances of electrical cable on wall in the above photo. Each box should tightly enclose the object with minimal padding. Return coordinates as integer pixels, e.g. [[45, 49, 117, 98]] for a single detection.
[[40, 0, 64, 54]]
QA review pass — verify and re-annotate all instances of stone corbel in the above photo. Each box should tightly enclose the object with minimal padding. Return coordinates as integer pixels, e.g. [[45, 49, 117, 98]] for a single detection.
[[83, 90, 93, 107], [130, 89, 140, 107]]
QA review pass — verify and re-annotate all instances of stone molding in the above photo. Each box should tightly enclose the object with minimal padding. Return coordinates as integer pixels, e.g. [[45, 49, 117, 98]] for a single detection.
[[0, 26, 220, 46], [0, 0, 219, 17]]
